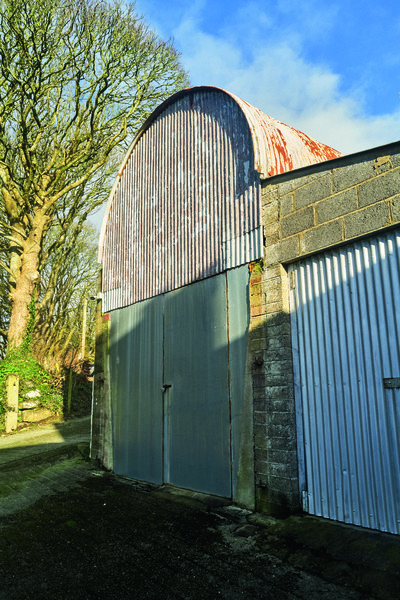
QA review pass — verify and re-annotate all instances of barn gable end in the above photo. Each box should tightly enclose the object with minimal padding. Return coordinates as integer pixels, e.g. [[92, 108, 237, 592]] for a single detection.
[[92, 86, 348, 512], [99, 87, 340, 312]]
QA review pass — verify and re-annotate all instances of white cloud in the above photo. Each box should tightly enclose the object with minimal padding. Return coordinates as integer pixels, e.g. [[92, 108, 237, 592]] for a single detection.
[[170, 9, 400, 155], [90, 0, 400, 234]]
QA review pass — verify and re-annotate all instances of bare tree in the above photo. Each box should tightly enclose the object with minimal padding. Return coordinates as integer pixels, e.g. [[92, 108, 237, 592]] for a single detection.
[[0, 0, 188, 351], [33, 222, 99, 370]]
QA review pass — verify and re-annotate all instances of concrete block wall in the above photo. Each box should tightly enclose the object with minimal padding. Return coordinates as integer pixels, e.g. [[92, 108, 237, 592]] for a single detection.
[[249, 259, 298, 515], [252, 141, 400, 515], [267, 142, 400, 265]]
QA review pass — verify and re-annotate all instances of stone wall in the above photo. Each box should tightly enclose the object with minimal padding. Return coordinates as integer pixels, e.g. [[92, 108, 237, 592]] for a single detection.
[[252, 141, 400, 515]]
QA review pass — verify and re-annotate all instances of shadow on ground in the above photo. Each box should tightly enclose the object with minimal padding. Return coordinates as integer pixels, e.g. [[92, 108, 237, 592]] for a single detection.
[[0, 451, 398, 600], [0, 416, 91, 465], [0, 415, 399, 600]]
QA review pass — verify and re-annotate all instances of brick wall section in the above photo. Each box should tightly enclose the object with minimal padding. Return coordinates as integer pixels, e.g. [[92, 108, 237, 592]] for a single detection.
[[253, 141, 400, 515]]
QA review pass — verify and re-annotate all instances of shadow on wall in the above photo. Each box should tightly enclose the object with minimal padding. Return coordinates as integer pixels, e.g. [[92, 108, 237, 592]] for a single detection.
[[289, 230, 400, 534], [94, 228, 400, 528]]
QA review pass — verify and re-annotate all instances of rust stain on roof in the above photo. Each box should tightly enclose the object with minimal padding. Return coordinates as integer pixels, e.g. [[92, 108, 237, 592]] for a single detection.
[[99, 86, 342, 275], [228, 89, 341, 176]]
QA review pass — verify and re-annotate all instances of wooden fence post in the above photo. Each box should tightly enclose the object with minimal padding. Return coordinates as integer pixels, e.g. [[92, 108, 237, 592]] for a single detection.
[[5, 374, 19, 433]]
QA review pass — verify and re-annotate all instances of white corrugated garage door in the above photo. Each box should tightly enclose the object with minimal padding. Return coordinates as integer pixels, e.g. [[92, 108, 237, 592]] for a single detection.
[[290, 230, 400, 534]]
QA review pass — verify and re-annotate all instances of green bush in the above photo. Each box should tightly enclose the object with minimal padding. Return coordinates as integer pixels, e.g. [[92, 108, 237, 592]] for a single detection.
[[0, 349, 63, 431]]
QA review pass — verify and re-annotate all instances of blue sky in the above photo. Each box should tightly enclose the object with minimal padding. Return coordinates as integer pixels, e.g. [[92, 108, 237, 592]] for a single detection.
[[90, 0, 400, 229], [134, 0, 400, 155]]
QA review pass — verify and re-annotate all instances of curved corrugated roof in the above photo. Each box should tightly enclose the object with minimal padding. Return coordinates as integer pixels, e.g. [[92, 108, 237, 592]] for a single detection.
[[99, 86, 341, 262], [229, 91, 341, 176], [113, 85, 341, 180]]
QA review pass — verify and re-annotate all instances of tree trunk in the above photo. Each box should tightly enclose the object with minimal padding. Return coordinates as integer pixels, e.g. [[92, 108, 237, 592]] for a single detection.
[[7, 217, 47, 350]]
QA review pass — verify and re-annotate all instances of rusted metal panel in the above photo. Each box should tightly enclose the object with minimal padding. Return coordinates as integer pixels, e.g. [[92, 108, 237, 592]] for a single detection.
[[231, 93, 341, 177], [290, 230, 400, 534], [101, 89, 262, 312], [100, 87, 340, 312]]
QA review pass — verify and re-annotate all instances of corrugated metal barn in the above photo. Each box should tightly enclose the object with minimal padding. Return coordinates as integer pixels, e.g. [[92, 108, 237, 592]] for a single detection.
[[93, 86, 400, 535], [93, 86, 340, 508]]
